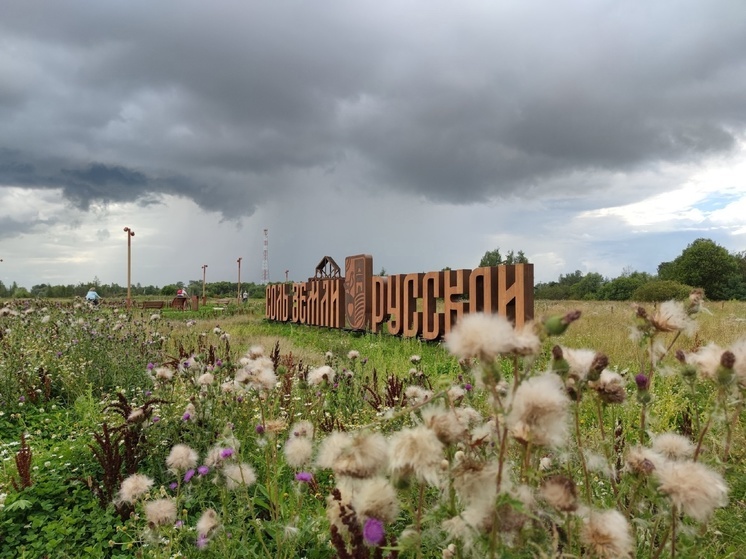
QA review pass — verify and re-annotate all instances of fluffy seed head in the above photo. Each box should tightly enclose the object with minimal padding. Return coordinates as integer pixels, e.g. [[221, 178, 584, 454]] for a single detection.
[[196, 508, 219, 537], [389, 425, 444, 486], [166, 444, 199, 472], [145, 498, 177, 526], [284, 436, 314, 468], [308, 365, 336, 386], [223, 463, 257, 490], [654, 460, 729, 522], [651, 433, 695, 461], [540, 475, 578, 512], [506, 373, 570, 448], [118, 474, 154, 504], [580, 508, 634, 559]]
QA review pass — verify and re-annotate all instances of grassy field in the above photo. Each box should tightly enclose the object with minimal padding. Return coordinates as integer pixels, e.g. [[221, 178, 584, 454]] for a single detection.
[[1, 298, 745, 558]]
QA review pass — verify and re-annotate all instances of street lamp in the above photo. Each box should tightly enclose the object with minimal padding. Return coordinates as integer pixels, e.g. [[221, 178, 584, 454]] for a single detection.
[[201, 264, 208, 305], [124, 227, 135, 308], [237, 257, 242, 303]]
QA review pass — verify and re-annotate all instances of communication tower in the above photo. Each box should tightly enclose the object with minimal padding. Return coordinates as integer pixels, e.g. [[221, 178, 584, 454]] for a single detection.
[[262, 228, 269, 283]]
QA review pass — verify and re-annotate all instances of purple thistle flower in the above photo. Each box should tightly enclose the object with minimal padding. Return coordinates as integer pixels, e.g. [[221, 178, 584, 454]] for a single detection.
[[295, 472, 313, 483], [144, 390, 152, 397], [220, 448, 234, 459], [216, 359, 223, 367], [197, 465, 209, 476], [255, 424, 265, 435], [464, 383, 473, 391], [152, 416, 160, 423], [182, 412, 191, 421], [147, 362, 155, 370], [174, 520, 183, 528], [196, 534, 209, 549], [184, 469, 196, 483], [169, 482, 178, 491], [18, 396, 25, 403], [363, 518, 385, 546], [635, 374, 650, 391]]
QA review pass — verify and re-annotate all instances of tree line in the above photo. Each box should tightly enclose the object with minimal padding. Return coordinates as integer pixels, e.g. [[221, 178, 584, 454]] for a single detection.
[[2, 238, 743, 302], [480, 238, 746, 301], [0, 279, 267, 300]]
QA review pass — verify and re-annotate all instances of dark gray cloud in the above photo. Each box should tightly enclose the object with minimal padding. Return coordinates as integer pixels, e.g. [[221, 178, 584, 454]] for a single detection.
[[1, 0, 745, 217]]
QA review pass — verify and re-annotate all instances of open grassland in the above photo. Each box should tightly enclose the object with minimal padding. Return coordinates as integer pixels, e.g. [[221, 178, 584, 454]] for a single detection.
[[1, 299, 746, 558]]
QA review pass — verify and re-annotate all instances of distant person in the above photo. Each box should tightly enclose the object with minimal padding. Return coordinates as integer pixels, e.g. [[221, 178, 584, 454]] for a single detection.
[[242, 291, 248, 303], [177, 287, 188, 298], [86, 287, 101, 306]]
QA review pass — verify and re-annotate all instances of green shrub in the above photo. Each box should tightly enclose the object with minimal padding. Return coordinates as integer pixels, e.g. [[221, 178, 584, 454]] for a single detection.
[[631, 279, 692, 301]]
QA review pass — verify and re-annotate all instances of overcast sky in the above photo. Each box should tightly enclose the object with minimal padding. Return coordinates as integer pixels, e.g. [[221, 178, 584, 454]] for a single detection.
[[1, 0, 745, 290]]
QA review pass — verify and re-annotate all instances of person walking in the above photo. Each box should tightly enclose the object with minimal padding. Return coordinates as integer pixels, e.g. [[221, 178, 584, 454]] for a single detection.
[[86, 287, 101, 306]]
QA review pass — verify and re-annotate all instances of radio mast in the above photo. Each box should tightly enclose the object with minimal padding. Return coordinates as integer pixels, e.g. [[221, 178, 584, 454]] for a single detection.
[[262, 228, 269, 283]]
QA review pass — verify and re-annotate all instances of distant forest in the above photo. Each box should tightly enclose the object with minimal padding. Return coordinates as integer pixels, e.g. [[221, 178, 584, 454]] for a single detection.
[[2, 237, 745, 302], [486, 237, 746, 302]]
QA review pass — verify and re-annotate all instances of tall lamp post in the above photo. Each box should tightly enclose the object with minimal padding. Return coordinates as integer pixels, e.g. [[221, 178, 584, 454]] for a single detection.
[[201, 264, 208, 305], [237, 257, 242, 303], [124, 227, 135, 308]]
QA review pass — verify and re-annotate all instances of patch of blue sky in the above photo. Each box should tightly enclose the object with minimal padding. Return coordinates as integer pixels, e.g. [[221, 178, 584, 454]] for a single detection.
[[694, 192, 743, 213]]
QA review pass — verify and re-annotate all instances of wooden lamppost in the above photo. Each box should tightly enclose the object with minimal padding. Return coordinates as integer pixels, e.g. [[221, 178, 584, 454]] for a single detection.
[[124, 227, 135, 308], [237, 257, 242, 303], [201, 264, 208, 305]]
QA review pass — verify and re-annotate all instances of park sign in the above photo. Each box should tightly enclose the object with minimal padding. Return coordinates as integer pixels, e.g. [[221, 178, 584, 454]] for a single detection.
[[265, 254, 534, 340]]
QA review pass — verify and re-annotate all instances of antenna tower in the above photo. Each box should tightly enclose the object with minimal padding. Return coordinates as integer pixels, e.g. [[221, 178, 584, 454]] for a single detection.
[[262, 228, 269, 283]]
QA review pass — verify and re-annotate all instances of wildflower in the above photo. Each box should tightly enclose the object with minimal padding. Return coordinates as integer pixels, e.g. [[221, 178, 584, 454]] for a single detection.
[[650, 300, 698, 336], [352, 477, 400, 524], [580, 508, 634, 559], [421, 403, 481, 445], [295, 471, 314, 483], [126, 408, 145, 423], [235, 357, 277, 392], [197, 373, 214, 385], [308, 365, 336, 386], [624, 445, 662, 475], [166, 444, 199, 472], [591, 370, 627, 404], [348, 350, 360, 360], [290, 420, 314, 439], [196, 534, 209, 549], [118, 474, 154, 504], [220, 448, 235, 459], [389, 425, 444, 486], [223, 462, 257, 490], [405, 385, 433, 406], [197, 465, 210, 476], [540, 475, 578, 512], [154, 367, 174, 381], [255, 424, 265, 435], [317, 431, 389, 478], [196, 508, 219, 537], [543, 310, 582, 336], [144, 498, 177, 526], [506, 373, 570, 448], [651, 433, 695, 461], [410, 355, 421, 364], [184, 469, 196, 483], [182, 403, 196, 421], [446, 312, 540, 363], [635, 374, 651, 405], [284, 437, 314, 467], [654, 460, 728, 522], [363, 518, 385, 546]]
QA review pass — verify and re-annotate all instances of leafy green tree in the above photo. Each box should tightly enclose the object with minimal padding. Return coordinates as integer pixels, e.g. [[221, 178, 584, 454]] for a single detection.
[[479, 248, 503, 267], [632, 280, 691, 302], [571, 272, 606, 300], [598, 271, 652, 300], [479, 248, 529, 267], [658, 238, 740, 300]]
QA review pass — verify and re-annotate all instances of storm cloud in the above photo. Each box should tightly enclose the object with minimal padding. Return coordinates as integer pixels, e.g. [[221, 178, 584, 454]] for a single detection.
[[1, 0, 745, 288]]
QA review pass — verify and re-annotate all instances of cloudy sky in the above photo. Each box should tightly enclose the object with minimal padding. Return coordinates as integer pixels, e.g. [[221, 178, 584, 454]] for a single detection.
[[1, 0, 745, 290]]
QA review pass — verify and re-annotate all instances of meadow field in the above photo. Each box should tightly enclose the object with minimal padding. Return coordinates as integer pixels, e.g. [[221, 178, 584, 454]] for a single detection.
[[1, 298, 745, 558]]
